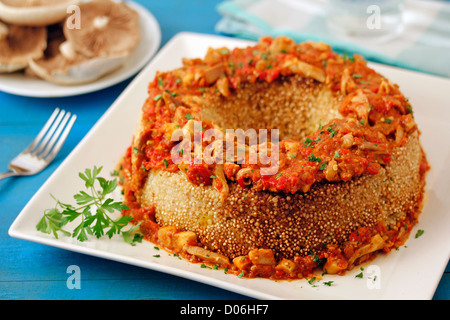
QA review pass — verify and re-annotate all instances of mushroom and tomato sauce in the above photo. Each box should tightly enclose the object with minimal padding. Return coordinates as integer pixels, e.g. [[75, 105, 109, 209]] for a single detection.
[[125, 36, 417, 197]]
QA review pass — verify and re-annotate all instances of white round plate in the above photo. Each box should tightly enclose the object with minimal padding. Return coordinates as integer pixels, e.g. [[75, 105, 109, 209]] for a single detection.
[[0, 1, 161, 98]]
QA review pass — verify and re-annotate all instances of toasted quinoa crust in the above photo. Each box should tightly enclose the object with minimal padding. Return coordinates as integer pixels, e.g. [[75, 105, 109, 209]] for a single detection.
[[141, 130, 425, 260], [199, 76, 343, 142]]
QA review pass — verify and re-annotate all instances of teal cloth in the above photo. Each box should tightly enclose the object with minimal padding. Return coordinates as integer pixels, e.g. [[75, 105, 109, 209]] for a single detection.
[[216, 0, 450, 78]]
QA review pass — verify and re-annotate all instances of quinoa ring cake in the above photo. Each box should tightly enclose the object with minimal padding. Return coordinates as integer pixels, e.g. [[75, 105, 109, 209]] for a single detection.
[[119, 36, 429, 279]]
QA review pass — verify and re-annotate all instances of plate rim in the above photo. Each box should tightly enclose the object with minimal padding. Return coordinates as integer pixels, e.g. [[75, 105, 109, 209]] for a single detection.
[[8, 31, 450, 300], [0, 1, 161, 98]]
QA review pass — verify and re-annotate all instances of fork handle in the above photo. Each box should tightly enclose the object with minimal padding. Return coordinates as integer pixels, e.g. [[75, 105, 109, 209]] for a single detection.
[[0, 171, 18, 181]]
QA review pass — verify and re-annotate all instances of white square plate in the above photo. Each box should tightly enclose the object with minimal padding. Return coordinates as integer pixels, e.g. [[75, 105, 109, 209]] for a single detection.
[[9, 32, 450, 300]]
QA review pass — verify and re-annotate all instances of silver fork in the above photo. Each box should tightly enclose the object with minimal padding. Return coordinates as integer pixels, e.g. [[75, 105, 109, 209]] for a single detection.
[[0, 108, 77, 181]]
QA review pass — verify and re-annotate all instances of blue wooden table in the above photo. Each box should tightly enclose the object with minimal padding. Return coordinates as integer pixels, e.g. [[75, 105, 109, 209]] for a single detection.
[[0, 0, 448, 300]]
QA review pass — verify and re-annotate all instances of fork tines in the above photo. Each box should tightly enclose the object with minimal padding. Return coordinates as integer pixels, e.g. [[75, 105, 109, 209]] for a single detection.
[[26, 108, 77, 161]]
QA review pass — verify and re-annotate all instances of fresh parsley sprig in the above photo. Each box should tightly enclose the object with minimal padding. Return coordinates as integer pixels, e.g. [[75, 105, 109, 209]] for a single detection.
[[36, 166, 142, 245]]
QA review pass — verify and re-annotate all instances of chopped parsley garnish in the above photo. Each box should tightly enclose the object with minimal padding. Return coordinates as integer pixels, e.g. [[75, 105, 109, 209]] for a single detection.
[[312, 252, 322, 264], [319, 162, 327, 171], [133, 147, 139, 154], [111, 170, 119, 176], [163, 159, 169, 168], [304, 137, 313, 147], [153, 94, 162, 101], [327, 126, 337, 137], [166, 90, 179, 97], [355, 267, 364, 278], [407, 104, 414, 118], [415, 229, 424, 238], [323, 281, 334, 286], [307, 154, 321, 162], [352, 74, 362, 78], [343, 52, 355, 63], [308, 277, 317, 285], [384, 118, 392, 123], [185, 113, 194, 120], [334, 151, 340, 159]]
